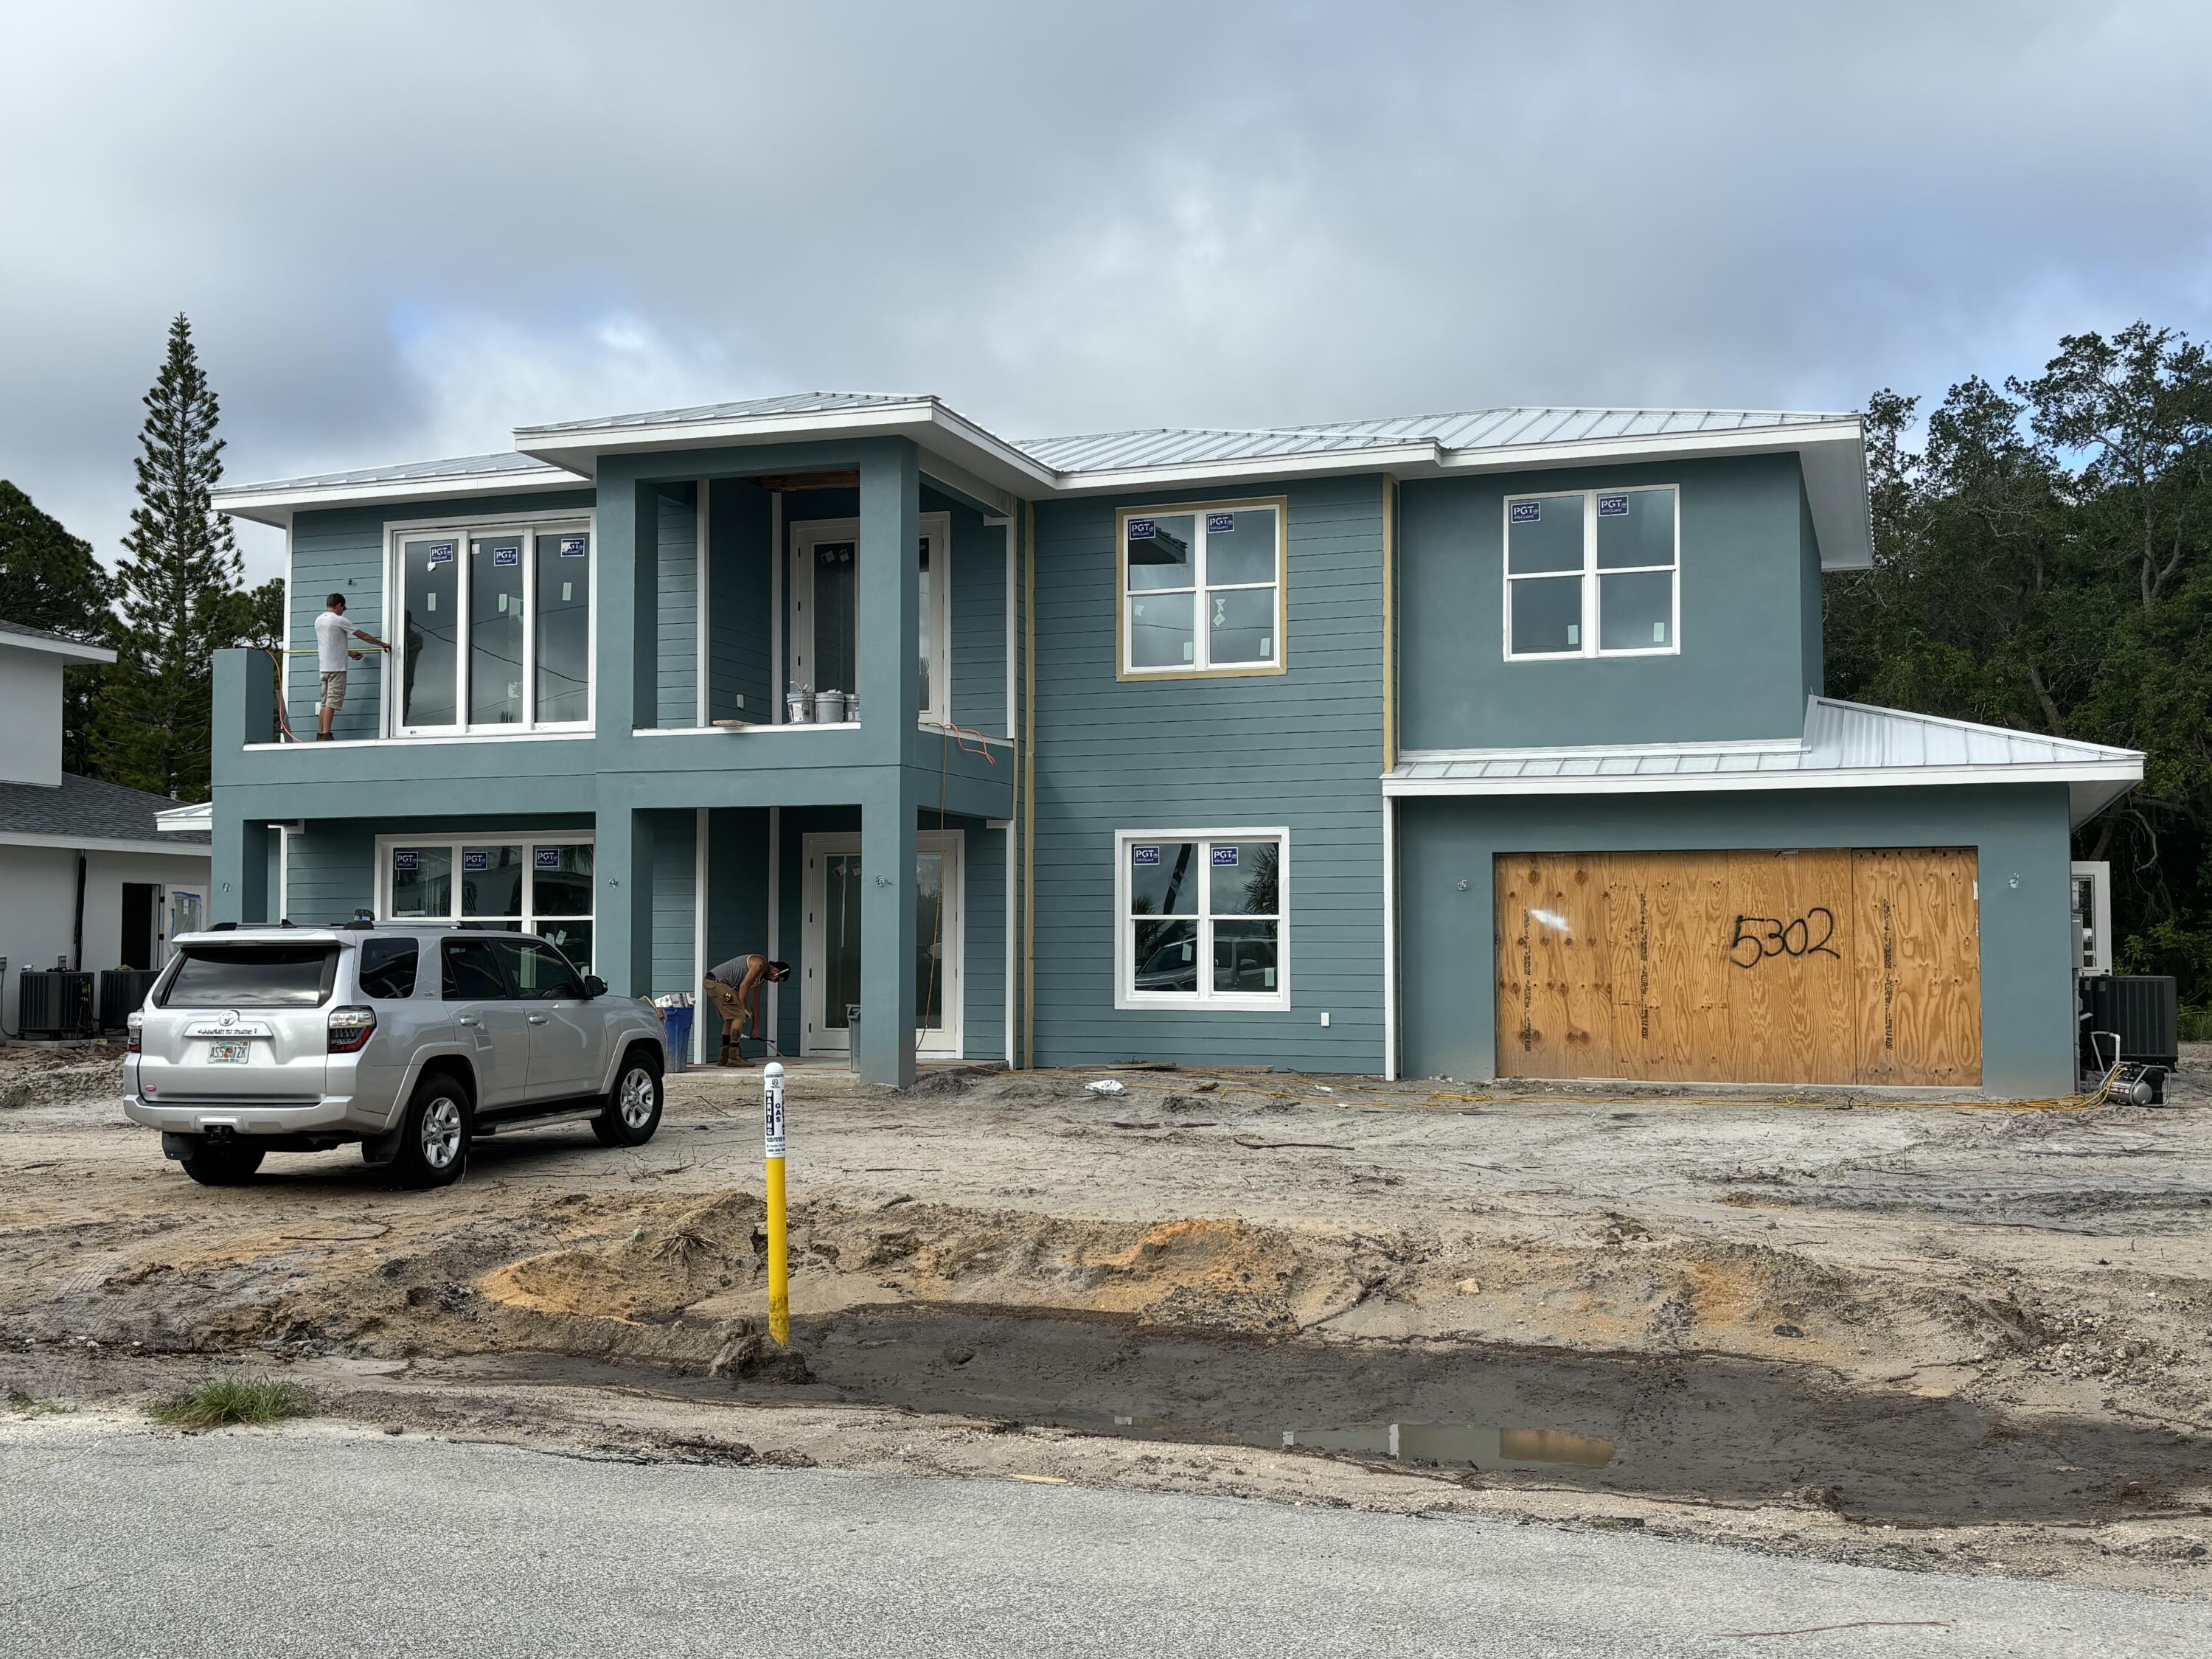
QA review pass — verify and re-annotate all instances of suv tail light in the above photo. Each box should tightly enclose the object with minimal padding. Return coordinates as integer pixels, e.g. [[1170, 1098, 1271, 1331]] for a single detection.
[[327, 1005, 377, 1054], [126, 1010, 144, 1054]]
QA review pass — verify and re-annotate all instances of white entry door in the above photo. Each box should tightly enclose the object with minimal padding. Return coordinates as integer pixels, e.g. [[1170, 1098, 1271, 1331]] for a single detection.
[[801, 830, 962, 1057]]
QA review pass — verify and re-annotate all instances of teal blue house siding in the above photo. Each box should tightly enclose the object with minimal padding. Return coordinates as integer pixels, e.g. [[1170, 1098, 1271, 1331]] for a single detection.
[[1397, 453, 1818, 750], [647, 807, 696, 999], [1029, 476, 1389, 1071], [945, 499, 1009, 738], [1395, 783, 2078, 1097], [706, 480, 774, 725], [282, 824, 374, 924], [654, 484, 698, 728], [286, 490, 598, 742]]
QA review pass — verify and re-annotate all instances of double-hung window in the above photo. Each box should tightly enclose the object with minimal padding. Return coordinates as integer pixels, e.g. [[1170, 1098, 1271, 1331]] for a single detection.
[[1119, 501, 1284, 676], [1503, 485, 1677, 659], [380, 833, 596, 972], [392, 520, 594, 734], [1116, 830, 1289, 1009]]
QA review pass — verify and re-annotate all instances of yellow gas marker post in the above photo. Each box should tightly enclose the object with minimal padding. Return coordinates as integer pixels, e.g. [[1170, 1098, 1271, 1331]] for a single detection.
[[762, 1060, 790, 1346]]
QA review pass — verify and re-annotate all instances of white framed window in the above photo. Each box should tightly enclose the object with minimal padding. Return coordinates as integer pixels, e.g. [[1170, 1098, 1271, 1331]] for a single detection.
[[1118, 499, 1286, 678], [2072, 860, 2112, 976], [375, 832, 596, 973], [787, 513, 950, 726], [1503, 485, 1678, 661], [387, 515, 596, 736], [1113, 828, 1290, 1010]]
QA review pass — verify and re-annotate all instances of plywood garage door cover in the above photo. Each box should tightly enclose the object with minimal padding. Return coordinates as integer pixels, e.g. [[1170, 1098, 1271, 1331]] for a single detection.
[[1494, 849, 1981, 1087]]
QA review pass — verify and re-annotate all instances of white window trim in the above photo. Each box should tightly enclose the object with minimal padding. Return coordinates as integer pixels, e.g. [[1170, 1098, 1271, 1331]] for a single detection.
[[799, 827, 965, 1057], [1501, 484, 1680, 661], [1113, 827, 1291, 1012], [1116, 498, 1287, 679], [2072, 860, 2113, 976], [372, 831, 596, 941], [786, 512, 952, 727], [383, 511, 598, 738]]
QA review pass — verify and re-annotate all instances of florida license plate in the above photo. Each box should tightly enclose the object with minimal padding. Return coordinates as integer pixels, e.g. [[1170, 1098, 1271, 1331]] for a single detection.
[[207, 1042, 251, 1064]]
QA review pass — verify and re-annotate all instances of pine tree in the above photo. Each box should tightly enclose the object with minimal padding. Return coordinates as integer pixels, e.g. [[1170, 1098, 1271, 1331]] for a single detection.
[[91, 315, 246, 799], [0, 481, 116, 773]]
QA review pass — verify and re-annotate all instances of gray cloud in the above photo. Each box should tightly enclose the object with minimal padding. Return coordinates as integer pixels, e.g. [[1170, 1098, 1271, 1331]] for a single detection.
[[4, 1, 2209, 582]]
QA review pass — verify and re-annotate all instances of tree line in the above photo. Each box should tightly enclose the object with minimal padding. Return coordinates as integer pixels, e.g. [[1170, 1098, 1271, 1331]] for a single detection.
[[1826, 321, 2211, 1009], [0, 314, 279, 798]]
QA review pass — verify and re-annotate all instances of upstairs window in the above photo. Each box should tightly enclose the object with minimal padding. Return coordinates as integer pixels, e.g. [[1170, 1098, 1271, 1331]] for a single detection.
[[392, 521, 593, 734], [1504, 486, 1677, 660], [1119, 502, 1284, 677]]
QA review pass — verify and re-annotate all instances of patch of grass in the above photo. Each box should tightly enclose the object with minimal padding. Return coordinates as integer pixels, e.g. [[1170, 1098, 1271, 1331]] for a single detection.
[[151, 1375, 316, 1432], [7, 1391, 77, 1416], [2178, 1006, 2212, 1044]]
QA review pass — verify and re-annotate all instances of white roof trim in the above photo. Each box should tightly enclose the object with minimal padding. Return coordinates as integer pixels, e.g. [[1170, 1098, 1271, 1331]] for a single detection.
[[156, 801, 214, 831], [0, 630, 116, 666], [214, 465, 591, 529], [1385, 698, 2143, 828], [0, 830, 211, 856]]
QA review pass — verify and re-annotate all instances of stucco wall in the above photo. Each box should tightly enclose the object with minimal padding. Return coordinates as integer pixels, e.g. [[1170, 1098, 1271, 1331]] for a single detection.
[[0, 845, 212, 1032]]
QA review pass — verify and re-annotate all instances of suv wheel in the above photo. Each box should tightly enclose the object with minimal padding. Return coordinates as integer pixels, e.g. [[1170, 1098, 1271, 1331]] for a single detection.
[[593, 1050, 663, 1148], [392, 1074, 472, 1189], [178, 1142, 266, 1186]]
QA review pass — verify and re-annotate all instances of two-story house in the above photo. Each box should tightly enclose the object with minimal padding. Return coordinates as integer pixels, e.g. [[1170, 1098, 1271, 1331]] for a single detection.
[[206, 396, 2142, 1096]]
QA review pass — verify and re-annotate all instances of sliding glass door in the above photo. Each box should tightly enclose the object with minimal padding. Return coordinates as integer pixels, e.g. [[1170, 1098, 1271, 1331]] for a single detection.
[[394, 523, 592, 735]]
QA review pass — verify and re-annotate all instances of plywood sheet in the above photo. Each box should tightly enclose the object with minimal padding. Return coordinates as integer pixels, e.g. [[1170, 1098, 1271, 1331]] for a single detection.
[[1494, 847, 1978, 1088]]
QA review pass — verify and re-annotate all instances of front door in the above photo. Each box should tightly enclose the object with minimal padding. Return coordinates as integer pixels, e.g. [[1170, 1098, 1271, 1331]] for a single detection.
[[801, 831, 962, 1057]]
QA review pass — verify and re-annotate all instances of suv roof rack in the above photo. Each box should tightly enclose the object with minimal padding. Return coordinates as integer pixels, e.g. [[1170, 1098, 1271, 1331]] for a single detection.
[[209, 921, 237, 932]]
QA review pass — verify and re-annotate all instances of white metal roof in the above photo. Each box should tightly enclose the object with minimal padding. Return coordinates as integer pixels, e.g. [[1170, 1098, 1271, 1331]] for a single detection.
[[1385, 698, 2143, 827], [217, 393, 1871, 566]]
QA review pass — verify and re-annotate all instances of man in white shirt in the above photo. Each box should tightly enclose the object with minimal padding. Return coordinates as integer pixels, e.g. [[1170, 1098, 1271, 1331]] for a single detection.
[[313, 593, 389, 740]]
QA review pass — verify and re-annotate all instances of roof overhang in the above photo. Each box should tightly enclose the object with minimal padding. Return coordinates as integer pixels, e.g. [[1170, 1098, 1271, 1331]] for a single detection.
[[156, 801, 214, 832], [0, 830, 211, 856], [0, 631, 115, 666], [214, 465, 594, 529]]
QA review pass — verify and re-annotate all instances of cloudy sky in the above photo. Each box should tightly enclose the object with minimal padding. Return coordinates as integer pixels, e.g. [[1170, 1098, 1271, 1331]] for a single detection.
[[5, 1, 2210, 582]]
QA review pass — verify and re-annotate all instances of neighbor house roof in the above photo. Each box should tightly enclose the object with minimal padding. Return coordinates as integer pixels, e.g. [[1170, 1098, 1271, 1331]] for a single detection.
[[216, 390, 1874, 563], [1384, 698, 2143, 827], [0, 775, 212, 852], [0, 617, 116, 666]]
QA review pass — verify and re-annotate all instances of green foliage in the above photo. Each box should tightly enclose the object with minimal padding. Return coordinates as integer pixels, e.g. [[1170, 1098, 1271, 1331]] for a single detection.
[[151, 1374, 316, 1432], [1826, 323, 2212, 1003], [90, 314, 250, 801], [0, 480, 116, 773]]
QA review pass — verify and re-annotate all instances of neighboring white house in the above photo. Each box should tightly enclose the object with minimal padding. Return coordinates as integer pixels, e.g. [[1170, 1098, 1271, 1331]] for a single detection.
[[0, 619, 212, 1038]]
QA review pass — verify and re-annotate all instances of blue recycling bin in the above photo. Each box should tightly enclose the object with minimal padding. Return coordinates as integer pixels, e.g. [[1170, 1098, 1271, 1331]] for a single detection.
[[661, 1006, 694, 1072]]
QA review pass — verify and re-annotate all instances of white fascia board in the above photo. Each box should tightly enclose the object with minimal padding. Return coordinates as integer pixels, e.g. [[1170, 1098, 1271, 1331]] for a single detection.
[[0, 633, 116, 666], [1399, 736, 1806, 764], [1381, 759, 2143, 801], [212, 467, 592, 529], [0, 831, 212, 856]]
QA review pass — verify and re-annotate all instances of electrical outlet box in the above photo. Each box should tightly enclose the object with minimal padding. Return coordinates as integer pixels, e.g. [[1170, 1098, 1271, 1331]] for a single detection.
[[734, 695, 745, 709], [1319, 1010, 1331, 1027]]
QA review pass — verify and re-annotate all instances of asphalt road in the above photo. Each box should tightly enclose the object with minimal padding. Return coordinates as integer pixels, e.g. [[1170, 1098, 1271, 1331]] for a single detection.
[[2, 1424, 2206, 1657]]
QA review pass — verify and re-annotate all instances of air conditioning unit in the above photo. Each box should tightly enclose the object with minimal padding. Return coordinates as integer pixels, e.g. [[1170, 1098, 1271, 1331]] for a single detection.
[[98, 968, 162, 1033], [2081, 975, 2179, 1069], [19, 970, 97, 1040]]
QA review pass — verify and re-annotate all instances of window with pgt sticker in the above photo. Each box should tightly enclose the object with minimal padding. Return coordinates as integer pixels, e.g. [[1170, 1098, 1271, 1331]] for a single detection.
[[1119, 833, 1286, 1007], [1505, 485, 1677, 659]]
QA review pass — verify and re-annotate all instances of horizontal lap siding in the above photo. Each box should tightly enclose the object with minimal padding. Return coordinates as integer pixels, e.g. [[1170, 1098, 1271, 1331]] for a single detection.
[[649, 809, 695, 1001], [963, 823, 1006, 1060], [708, 481, 773, 725], [947, 501, 1008, 739], [282, 824, 375, 925], [289, 492, 597, 742], [1030, 476, 1388, 1073], [656, 485, 698, 728]]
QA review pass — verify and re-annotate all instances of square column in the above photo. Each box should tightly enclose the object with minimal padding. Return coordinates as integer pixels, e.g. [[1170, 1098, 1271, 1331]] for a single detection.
[[211, 813, 271, 927], [855, 441, 921, 762], [857, 777, 918, 1088]]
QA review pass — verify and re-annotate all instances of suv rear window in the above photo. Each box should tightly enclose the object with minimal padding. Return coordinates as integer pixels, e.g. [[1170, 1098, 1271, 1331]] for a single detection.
[[161, 945, 338, 1008], [357, 937, 420, 1001]]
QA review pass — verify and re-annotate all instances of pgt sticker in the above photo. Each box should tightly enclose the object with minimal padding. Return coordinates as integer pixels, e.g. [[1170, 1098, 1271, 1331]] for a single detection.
[[393, 851, 420, 872], [1597, 495, 1630, 518], [1509, 501, 1541, 525], [492, 546, 520, 568], [1211, 846, 1239, 867], [1132, 846, 1161, 866], [427, 543, 455, 565], [1127, 518, 1157, 540], [534, 847, 563, 871], [557, 538, 587, 557], [1206, 512, 1237, 533], [462, 850, 490, 873]]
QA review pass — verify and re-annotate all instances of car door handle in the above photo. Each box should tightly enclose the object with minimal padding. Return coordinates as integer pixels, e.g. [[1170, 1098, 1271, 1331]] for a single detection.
[[457, 1015, 481, 1028], [526, 1014, 548, 1025]]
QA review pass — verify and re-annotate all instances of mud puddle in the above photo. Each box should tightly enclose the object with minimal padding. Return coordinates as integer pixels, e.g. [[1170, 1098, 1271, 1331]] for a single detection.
[[456, 1303, 2211, 1526]]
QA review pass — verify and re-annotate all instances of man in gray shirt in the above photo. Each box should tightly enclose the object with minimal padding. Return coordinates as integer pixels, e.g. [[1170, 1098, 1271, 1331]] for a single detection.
[[703, 953, 790, 1065]]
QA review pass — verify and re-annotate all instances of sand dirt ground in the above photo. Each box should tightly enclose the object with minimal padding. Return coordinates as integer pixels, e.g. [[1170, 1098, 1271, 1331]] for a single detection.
[[4, 1043, 2208, 1595]]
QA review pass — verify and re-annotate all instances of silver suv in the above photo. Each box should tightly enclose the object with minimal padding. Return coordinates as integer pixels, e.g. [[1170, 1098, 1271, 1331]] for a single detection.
[[124, 923, 669, 1189]]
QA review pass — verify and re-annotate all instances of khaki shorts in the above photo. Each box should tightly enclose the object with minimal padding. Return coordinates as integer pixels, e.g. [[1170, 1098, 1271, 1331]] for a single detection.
[[319, 670, 347, 712]]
